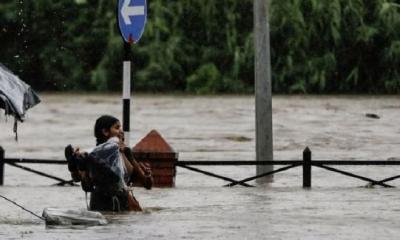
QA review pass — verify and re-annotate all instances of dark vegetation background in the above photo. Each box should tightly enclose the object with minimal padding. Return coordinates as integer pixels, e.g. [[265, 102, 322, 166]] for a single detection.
[[0, 0, 400, 93]]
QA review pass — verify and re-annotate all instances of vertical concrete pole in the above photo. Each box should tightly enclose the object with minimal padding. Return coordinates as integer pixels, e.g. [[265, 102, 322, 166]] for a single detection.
[[255, 0, 273, 183], [0, 146, 4, 186]]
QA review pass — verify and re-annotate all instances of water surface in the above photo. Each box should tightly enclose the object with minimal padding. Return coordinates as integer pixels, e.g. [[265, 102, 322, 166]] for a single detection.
[[1, 94, 400, 239]]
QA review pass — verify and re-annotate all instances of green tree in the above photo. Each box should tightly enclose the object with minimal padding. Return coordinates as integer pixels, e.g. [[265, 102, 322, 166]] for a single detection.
[[1, 0, 400, 93]]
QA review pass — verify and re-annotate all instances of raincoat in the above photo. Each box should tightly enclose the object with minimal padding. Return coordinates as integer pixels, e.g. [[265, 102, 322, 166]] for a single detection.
[[87, 137, 132, 211]]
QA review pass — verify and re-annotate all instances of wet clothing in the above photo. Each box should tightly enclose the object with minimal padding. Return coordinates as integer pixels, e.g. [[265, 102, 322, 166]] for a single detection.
[[66, 137, 150, 212], [84, 137, 140, 212], [90, 190, 130, 212], [89, 189, 142, 212], [88, 137, 128, 190]]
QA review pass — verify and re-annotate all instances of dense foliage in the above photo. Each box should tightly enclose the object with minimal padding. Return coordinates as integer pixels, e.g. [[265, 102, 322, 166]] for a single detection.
[[0, 0, 399, 93]]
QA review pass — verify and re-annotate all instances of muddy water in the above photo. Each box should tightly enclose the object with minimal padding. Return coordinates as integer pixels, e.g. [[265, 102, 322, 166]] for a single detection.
[[0, 94, 400, 239]]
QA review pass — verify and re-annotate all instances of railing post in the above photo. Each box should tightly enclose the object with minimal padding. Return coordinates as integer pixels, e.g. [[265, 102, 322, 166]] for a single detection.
[[303, 147, 311, 188], [0, 146, 4, 186]]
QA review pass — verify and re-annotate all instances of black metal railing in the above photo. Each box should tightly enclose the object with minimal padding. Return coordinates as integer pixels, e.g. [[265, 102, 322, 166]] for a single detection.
[[1, 145, 400, 187], [176, 147, 400, 188], [0, 146, 72, 186]]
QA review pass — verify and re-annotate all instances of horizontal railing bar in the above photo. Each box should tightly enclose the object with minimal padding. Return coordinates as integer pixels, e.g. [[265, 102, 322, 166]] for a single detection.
[[4, 159, 400, 166], [177, 160, 400, 166], [177, 161, 301, 165], [5, 158, 66, 164], [312, 161, 400, 165]]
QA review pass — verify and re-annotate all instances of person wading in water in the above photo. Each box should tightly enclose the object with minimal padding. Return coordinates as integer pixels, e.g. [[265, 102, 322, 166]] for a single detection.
[[65, 115, 153, 212]]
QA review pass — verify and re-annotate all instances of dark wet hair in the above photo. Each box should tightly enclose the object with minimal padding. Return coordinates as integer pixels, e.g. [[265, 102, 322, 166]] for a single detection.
[[94, 115, 119, 145]]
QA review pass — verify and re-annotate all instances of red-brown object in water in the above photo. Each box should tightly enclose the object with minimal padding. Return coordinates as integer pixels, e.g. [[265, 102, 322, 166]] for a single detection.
[[132, 130, 178, 187]]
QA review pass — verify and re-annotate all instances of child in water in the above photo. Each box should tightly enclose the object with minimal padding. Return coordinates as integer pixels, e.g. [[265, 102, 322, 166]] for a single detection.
[[65, 115, 153, 212]]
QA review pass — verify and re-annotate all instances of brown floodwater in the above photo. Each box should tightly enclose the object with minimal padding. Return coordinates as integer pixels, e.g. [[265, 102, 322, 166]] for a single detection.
[[0, 94, 399, 239]]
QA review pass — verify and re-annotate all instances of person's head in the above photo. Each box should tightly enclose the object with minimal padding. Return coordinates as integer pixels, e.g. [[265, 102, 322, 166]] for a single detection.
[[94, 115, 123, 145]]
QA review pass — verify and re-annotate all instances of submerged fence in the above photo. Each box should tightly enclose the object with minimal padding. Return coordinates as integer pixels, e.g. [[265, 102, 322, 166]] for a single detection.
[[177, 147, 400, 188], [0, 146, 74, 186], [1, 146, 400, 187]]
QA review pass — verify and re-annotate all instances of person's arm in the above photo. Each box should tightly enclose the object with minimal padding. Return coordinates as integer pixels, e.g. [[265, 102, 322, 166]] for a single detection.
[[117, 135, 135, 176], [132, 159, 153, 190], [118, 134, 153, 189], [120, 151, 134, 176], [122, 147, 153, 189]]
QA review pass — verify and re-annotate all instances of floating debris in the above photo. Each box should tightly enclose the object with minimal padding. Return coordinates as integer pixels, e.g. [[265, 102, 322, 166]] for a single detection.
[[365, 113, 380, 119], [42, 208, 107, 226], [224, 135, 252, 142]]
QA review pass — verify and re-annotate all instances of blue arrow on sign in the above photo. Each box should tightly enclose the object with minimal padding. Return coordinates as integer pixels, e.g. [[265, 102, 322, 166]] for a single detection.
[[118, 0, 147, 43]]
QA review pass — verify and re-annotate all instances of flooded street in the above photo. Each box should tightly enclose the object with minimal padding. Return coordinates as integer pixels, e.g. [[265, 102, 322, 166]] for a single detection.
[[1, 94, 400, 239]]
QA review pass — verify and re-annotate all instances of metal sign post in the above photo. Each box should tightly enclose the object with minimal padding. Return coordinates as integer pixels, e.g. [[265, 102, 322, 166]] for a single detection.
[[123, 43, 131, 146], [117, 0, 147, 146]]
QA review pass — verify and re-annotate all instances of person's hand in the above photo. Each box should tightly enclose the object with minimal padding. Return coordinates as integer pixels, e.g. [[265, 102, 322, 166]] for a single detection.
[[139, 162, 152, 176], [118, 133, 127, 151], [119, 142, 126, 152], [74, 147, 81, 155], [139, 162, 153, 190]]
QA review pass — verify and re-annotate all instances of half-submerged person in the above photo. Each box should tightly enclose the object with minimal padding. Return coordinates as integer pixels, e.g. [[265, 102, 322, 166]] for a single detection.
[[65, 115, 153, 212]]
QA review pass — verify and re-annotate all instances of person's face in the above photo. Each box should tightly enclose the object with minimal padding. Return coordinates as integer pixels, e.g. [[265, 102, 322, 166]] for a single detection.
[[103, 121, 123, 139]]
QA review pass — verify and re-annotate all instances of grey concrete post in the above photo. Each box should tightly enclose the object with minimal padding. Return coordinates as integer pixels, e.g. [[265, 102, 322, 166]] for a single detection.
[[255, 0, 273, 183]]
